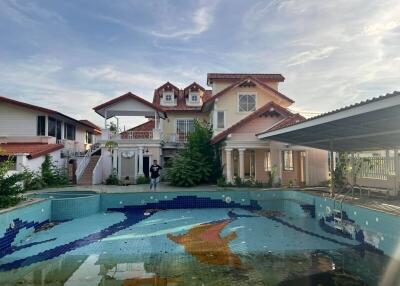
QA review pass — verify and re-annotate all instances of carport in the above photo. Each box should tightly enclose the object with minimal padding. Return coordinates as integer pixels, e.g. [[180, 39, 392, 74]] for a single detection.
[[257, 91, 400, 195]]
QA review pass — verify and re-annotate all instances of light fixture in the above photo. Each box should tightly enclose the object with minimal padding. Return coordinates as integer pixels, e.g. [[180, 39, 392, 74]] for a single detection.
[[145, 148, 149, 153]]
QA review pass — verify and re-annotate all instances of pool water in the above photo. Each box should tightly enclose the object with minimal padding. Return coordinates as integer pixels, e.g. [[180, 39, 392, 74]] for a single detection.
[[0, 198, 397, 286]]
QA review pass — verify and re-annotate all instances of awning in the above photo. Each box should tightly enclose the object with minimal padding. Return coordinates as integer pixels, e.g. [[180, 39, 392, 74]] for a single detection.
[[93, 92, 167, 119], [257, 91, 400, 152]]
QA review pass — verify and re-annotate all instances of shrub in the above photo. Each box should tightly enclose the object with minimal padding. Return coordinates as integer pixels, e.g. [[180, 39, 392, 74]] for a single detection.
[[105, 169, 120, 185], [216, 177, 227, 187], [22, 169, 46, 190], [166, 120, 219, 187], [40, 155, 69, 187], [136, 176, 150, 184], [0, 155, 25, 208]]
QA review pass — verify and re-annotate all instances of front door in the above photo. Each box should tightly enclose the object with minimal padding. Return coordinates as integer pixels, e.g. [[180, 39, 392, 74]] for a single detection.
[[143, 157, 150, 178]]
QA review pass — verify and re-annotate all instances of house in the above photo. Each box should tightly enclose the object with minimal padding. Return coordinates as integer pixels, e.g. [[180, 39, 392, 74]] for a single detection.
[[0, 96, 101, 177], [92, 73, 328, 186]]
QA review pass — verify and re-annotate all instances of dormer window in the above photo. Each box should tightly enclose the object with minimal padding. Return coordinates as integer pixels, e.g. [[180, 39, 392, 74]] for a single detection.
[[165, 93, 172, 102], [187, 91, 201, 106], [161, 91, 176, 106], [190, 92, 199, 103]]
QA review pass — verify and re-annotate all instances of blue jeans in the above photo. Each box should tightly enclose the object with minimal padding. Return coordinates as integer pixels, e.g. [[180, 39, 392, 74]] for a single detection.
[[150, 178, 158, 190]]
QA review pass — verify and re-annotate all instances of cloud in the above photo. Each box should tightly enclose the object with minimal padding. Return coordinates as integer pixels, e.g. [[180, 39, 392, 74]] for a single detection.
[[285, 46, 337, 67], [150, 4, 217, 39]]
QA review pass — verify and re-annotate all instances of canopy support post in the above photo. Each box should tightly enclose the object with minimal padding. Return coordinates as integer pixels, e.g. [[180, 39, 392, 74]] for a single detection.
[[394, 148, 399, 196], [329, 140, 334, 196]]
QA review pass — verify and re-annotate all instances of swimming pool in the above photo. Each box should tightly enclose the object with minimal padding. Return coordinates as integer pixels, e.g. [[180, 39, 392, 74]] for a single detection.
[[1, 190, 399, 285]]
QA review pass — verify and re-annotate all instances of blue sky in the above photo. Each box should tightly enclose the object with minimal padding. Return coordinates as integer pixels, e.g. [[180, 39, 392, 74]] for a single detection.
[[0, 0, 399, 128]]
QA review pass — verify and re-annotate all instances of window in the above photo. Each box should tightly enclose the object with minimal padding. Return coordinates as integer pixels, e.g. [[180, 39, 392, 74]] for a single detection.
[[217, 111, 225, 129], [238, 94, 256, 112], [64, 123, 76, 140], [176, 119, 194, 141], [37, 116, 46, 136], [189, 92, 199, 103], [48, 117, 62, 139], [86, 131, 93, 144], [162, 91, 174, 105], [264, 151, 271, 171], [283, 150, 294, 171]]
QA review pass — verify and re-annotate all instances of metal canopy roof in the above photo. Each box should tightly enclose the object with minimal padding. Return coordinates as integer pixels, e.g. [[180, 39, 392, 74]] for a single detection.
[[257, 91, 400, 152]]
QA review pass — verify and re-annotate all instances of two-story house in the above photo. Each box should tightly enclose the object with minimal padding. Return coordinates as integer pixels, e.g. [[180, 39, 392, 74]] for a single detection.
[[93, 73, 328, 186], [0, 96, 101, 180]]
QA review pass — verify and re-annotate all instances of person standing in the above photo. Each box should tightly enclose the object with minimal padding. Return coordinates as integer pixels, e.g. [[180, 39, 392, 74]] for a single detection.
[[149, 159, 162, 191]]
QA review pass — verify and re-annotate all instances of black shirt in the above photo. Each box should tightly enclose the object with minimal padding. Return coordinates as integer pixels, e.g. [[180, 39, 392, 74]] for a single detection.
[[150, 164, 162, 179]]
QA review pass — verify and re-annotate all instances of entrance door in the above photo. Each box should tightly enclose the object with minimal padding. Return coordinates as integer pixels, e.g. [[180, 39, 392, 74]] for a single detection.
[[143, 157, 150, 178]]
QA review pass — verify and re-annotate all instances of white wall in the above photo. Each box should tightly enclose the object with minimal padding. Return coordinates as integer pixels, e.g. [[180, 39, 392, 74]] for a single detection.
[[23, 150, 64, 173], [0, 102, 44, 136]]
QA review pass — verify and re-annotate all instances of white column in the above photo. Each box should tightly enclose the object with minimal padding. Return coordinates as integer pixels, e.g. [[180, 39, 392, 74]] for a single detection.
[[138, 146, 144, 175], [104, 110, 108, 129], [394, 148, 399, 195], [45, 115, 49, 136], [226, 148, 233, 182], [238, 148, 245, 179], [60, 121, 65, 140]]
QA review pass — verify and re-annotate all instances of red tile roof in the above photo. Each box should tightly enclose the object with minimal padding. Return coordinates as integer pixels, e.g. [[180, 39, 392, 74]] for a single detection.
[[262, 114, 306, 133], [152, 82, 212, 112], [120, 120, 155, 137], [210, 102, 295, 144], [0, 96, 99, 132], [93, 92, 166, 116], [207, 73, 285, 84], [202, 76, 294, 111], [0, 143, 64, 159]]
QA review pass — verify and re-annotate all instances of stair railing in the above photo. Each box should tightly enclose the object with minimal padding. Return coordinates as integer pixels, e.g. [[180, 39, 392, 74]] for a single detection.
[[75, 144, 101, 182]]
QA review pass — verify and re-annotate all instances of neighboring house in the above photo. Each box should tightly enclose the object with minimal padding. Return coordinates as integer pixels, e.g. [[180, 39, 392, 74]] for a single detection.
[[0, 96, 101, 176], [93, 73, 328, 186]]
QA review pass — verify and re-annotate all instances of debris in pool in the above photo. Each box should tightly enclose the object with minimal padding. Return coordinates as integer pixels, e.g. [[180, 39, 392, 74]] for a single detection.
[[34, 221, 61, 232], [268, 251, 272, 253]]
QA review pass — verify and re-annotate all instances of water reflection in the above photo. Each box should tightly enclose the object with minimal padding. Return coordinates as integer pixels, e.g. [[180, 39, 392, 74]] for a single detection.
[[1, 247, 397, 286]]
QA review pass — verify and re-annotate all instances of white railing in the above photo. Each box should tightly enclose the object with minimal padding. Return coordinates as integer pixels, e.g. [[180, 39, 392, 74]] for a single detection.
[[75, 144, 101, 182], [92, 154, 104, 185], [120, 131, 153, 140], [162, 133, 188, 143], [353, 156, 395, 180]]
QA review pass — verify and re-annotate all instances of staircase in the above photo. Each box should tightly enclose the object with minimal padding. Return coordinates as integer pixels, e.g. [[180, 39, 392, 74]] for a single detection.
[[77, 155, 100, 185]]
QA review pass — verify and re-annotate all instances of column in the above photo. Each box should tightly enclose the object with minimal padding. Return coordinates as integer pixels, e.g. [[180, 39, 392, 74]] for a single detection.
[[226, 148, 233, 182], [112, 148, 119, 178], [45, 115, 49, 136], [238, 148, 245, 179], [394, 148, 399, 195], [138, 146, 144, 175]]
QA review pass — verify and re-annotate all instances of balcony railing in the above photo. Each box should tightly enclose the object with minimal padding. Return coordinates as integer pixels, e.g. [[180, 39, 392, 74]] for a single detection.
[[163, 133, 189, 143], [120, 131, 153, 140]]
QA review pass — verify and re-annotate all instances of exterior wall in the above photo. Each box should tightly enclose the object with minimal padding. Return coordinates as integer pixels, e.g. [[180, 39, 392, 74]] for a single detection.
[[24, 150, 64, 172], [255, 149, 268, 182], [306, 148, 329, 186], [211, 84, 292, 135], [0, 102, 45, 136], [281, 150, 301, 186], [162, 112, 209, 136], [230, 116, 283, 141]]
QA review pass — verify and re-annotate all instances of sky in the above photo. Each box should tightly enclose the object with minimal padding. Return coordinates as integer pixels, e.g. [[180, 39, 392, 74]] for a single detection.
[[0, 0, 399, 129]]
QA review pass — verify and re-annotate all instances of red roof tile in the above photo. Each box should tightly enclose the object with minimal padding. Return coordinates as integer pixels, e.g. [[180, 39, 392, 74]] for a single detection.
[[0, 96, 99, 132], [120, 120, 155, 139], [0, 143, 64, 159], [152, 82, 212, 112], [202, 76, 294, 111], [210, 102, 295, 144], [207, 73, 285, 84]]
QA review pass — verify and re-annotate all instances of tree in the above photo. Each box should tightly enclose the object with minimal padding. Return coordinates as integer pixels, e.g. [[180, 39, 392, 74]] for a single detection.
[[166, 120, 221, 187]]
